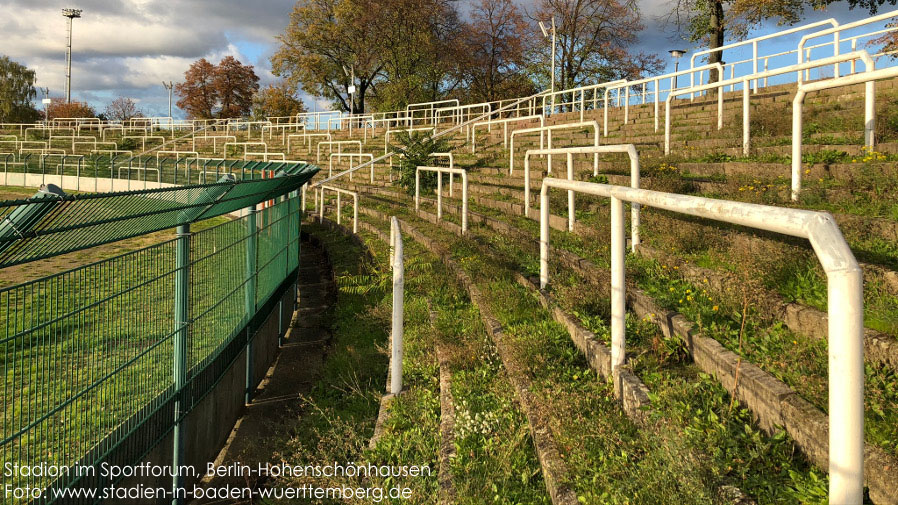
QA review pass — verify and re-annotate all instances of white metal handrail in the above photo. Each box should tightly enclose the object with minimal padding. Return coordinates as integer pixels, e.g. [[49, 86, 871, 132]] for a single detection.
[[791, 65, 898, 200], [665, 51, 876, 158], [317, 185, 359, 233], [689, 18, 840, 96], [524, 145, 639, 246], [312, 90, 549, 187], [510, 121, 600, 175], [316, 140, 362, 162], [538, 179, 863, 504], [471, 114, 544, 153], [329, 152, 375, 181], [798, 8, 898, 83], [604, 64, 722, 135], [415, 165, 468, 233]]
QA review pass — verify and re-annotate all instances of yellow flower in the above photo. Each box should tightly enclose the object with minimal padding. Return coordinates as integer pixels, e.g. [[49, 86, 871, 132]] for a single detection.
[[669, 287, 675, 292], [712, 305, 719, 312], [686, 289, 691, 294], [678, 299, 684, 304]]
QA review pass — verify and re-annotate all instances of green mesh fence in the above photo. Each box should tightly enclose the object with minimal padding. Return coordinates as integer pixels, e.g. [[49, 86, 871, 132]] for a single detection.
[[1, 154, 313, 188], [0, 161, 318, 268], [1, 194, 303, 504]]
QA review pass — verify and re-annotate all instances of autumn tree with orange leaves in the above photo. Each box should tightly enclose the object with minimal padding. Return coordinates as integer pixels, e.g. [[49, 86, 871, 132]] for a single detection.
[[175, 57, 260, 119]]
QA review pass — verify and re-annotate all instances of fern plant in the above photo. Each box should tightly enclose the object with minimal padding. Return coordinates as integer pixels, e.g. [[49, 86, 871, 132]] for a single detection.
[[388, 130, 455, 195], [337, 254, 434, 297]]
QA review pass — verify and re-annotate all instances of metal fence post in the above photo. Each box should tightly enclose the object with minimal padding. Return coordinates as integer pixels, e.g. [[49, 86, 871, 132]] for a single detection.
[[390, 217, 404, 395], [172, 224, 190, 505], [244, 205, 257, 404]]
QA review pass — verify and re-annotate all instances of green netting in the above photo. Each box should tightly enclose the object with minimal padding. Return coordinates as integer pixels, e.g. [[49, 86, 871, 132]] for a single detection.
[[0, 161, 318, 268], [1, 195, 302, 503]]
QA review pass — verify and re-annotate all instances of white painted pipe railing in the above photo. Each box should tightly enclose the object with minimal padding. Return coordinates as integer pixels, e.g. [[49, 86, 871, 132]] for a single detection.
[[603, 64, 722, 135], [470, 114, 545, 153], [415, 165, 468, 233], [431, 152, 456, 195], [389, 216, 404, 395], [317, 185, 359, 233], [792, 65, 898, 201], [665, 51, 876, 157], [538, 179, 863, 505], [329, 152, 375, 181], [316, 140, 362, 162], [797, 8, 898, 83], [524, 144, 639, 247], [510, 121, 600, 175]]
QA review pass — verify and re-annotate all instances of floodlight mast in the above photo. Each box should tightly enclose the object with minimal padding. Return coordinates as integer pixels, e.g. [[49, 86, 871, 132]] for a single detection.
[[62, 8, 82, 103]]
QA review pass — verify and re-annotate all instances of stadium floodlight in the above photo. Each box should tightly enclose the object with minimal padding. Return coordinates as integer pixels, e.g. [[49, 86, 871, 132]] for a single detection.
[[62, 8, 83, 103]]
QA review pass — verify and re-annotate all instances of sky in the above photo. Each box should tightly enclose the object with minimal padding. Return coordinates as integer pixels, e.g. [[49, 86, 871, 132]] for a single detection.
[[0, 0, 891, 118]]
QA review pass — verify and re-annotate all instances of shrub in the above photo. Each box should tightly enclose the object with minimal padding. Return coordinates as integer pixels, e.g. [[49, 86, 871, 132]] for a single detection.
[[389, 130, 454, 195]]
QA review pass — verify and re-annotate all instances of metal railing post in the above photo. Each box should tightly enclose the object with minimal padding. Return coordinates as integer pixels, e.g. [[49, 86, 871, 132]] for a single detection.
[[171, 223, 190, 505], [244, 205, 257, 404], [567, 152, 574, 231], [610, 196, 625, 375], [390, 217, 404, 395]]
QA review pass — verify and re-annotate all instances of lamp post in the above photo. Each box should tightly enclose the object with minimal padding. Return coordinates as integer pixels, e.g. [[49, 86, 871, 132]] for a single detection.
[[162, 81, 173, 118], [668, 49, 687, 91], [162, 81, 174, 135], [62, 8, 82, 103], [539, 19, 556, 113], [343, 64, 356, 135], [41, 88, 50, 124]]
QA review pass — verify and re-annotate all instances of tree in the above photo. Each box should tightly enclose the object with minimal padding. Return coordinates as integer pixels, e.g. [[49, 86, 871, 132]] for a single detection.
[[531, 0, 663, 96], [252, 84, 308, 119], [667, 0, 898, 82], [104, 96, 143, 122], [175, 58, 218, 119], [367, 0, 465, 110], [215, 56, 260, 118], [272, 0, 384, 114], [459, 0, 536, 103], [175, 57, 259, 119], [47, 99, 95, 119], [0, 56, 40, 123]]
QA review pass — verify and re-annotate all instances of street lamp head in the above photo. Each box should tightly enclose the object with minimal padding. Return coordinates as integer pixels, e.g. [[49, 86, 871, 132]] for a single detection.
[[538, 21, 549, 38], [668, 49, 687, 59], [62, 8, 82, 18]]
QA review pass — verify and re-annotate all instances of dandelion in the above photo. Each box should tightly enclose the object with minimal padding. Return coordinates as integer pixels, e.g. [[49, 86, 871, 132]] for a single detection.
[[678, 299, 684, 304], [685, 289, 691, 294], [712, 305, 719, 311]]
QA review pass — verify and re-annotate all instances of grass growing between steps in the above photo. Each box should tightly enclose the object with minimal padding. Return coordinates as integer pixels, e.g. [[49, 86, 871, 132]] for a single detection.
[[465, 197, 898, 461], [267, 222, 439, 502], [628, 256, 898, 461], [399, 211, 834, 503], [426, 277, 551, 504], [285, 215, 552, 504]]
